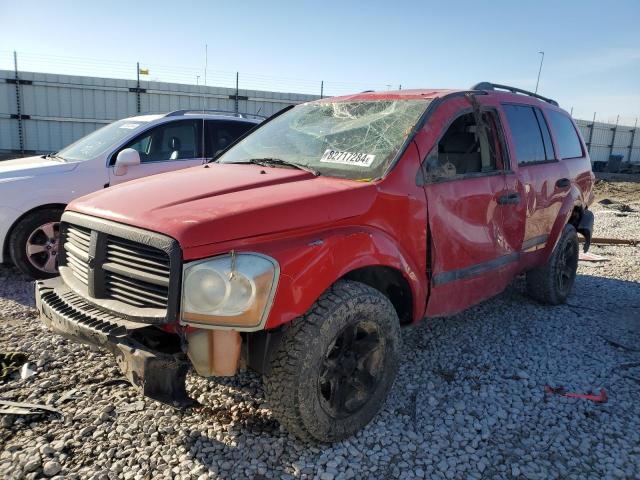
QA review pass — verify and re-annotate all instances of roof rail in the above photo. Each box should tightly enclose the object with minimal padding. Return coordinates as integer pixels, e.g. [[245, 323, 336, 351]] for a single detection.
[[470, 82, 559, 107], [164, 109, 266, 120]]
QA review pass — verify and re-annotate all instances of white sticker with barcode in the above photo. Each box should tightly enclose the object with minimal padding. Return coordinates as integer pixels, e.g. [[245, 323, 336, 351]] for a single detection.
[[320, 149, 375, 167]]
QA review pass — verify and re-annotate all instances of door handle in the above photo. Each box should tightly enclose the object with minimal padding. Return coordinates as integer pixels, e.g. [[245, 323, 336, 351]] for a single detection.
[[498, 192, 520, 205], [556, 178, 570, 188]]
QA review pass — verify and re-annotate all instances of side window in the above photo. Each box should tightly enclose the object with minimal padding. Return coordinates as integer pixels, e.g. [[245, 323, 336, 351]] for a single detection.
[[206, 120, 255, 157], [534, 108, 555, 160], [115, 120, 200, 164], [546, 110, 583, 159], [423, 110, 506, 182], [503, 105, 554, 164]]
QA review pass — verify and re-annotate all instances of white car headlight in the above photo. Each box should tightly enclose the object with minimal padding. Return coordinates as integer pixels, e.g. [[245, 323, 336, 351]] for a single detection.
[[180, 252, 279, 330]]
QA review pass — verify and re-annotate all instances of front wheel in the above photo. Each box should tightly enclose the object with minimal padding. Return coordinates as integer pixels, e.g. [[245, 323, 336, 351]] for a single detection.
[[9, 208, 64, 279], [526, 224, 579, 305], [264, 280, 400, 442]]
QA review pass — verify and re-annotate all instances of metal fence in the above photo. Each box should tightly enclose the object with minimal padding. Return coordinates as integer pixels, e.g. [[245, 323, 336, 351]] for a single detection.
[[575, 118, 639, 164], [1, 68, 639, 163], [0, 69, 319, 154]]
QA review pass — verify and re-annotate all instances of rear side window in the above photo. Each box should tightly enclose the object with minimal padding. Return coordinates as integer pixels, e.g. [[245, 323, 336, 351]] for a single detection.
[[546, 111, 583, 159], [206, 120, 255, 157], [503, 105, 554, 164]]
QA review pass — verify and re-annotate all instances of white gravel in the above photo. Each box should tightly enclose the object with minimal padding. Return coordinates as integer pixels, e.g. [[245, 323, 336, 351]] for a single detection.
[[1, 201, 639, 480]]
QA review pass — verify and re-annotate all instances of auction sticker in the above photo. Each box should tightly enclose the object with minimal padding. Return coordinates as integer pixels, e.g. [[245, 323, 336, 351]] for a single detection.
[[320, 149, 375, 167], [119, 123, 141, 129]]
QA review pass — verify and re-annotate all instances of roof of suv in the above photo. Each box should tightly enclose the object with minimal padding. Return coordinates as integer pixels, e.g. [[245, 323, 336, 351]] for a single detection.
[[126, 111, 262, 123], [320, 82, 560, 109]]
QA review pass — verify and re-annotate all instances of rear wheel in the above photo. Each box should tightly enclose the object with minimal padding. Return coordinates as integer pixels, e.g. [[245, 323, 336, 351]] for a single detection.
[[526, 224, 579, 305], [9, 208, 64, 279], [264, 280, 400, 442]]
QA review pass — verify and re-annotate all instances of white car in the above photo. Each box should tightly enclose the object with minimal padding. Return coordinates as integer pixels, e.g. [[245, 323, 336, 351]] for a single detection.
[[0, 110, 260, 278]]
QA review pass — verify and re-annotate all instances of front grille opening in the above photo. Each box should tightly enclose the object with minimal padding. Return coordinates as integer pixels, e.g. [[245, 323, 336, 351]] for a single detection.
[[61, 222, 173, 311]]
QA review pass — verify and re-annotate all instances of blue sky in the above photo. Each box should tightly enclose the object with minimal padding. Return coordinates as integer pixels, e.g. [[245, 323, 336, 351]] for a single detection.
[[2, 0, 639, 123]]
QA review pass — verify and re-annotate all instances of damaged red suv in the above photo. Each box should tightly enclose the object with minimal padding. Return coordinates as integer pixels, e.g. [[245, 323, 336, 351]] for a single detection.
[[36, 83, 594, 442]]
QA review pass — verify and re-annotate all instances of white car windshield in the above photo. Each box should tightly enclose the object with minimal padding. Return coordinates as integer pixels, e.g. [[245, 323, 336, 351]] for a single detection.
[[218, 99, 430, 180], [55, 120, 149, 162]]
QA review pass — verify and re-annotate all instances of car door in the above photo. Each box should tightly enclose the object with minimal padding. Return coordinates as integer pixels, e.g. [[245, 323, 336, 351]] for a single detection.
[[500, 104, 571, 258], [418, 95, 518, 317], [108, 119, 204, 186]]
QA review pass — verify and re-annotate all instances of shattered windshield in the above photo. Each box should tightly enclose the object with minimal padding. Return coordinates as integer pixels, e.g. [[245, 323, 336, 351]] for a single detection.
[[218, 99, 430, 180], [56, 120, 148, 162]]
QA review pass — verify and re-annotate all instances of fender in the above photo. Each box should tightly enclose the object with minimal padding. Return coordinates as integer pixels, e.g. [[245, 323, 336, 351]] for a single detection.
[[261, 225, 427, 329], [540, 183, 582, 262]]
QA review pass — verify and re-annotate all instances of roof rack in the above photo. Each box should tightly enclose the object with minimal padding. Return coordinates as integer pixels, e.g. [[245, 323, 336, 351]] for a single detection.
[[164, 109, 266, 120], [470, 82, 559, 107]]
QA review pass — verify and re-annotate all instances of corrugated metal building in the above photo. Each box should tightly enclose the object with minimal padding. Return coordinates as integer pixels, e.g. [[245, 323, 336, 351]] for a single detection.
[[0, 69, 318, 154], [1, 69, 639, 163]]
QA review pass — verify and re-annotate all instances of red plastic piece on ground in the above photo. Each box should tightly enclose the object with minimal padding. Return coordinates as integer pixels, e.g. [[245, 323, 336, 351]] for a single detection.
[[544, 385, 608, 403]]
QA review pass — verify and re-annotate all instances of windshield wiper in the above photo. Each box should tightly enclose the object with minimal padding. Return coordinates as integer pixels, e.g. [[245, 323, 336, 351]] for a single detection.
[[42, 152, 65, 162], [231, 158, 320, 176]]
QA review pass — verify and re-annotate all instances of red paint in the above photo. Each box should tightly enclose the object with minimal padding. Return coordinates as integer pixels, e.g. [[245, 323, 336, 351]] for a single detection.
[[67, 88, 593, 328]]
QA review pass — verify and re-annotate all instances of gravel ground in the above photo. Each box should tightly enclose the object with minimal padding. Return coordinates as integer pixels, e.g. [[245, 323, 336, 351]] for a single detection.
[[1, 182, 639, 480]]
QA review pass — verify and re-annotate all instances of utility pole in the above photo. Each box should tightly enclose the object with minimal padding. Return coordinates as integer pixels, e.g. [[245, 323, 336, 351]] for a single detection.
[[136, 62, 141, 113], [535, 51, 544, 94], [13, 51, 25, 155], [204, 44, 208, 86], [587, 112, 596, 154], [234, 72, 239, 113], [320, 81, 324, 99]]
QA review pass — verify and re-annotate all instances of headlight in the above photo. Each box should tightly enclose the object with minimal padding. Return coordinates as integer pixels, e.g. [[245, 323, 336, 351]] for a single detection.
[[180, 252, 279, 330]]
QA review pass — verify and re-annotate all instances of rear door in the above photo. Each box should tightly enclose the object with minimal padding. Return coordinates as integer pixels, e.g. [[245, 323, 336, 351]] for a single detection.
[[419, 95, 518, 317], [109, 120, 204, 186], [500, 104, 571, 256]]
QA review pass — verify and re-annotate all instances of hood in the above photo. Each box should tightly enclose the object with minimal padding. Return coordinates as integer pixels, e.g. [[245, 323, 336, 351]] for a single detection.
[[68, 163, 377, 249], [0, 155, 78, 180]]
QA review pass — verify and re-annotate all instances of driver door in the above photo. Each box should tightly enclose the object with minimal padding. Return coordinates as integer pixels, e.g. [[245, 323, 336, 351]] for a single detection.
[[418, 95, 519, 317], [109, 120, 204, 186]]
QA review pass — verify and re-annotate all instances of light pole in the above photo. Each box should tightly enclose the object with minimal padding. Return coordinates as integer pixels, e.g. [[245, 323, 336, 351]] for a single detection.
[[535, 51, 544, 94], [196, 75, 200, 86]]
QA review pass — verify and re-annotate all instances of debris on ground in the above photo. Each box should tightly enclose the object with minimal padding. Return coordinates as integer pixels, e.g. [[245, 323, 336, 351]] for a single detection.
[[544, 386, 608, 403], [579, 251, 609, 262], [0, 399, 63, 416], [0, 352, 28, 381]]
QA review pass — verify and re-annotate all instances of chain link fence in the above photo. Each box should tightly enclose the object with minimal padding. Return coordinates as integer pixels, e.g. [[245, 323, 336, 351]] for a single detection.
[[1, 51, 638, 164]]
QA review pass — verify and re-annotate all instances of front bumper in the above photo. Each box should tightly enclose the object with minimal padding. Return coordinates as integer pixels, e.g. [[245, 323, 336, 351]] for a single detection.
[[36, 277, 194, 407]]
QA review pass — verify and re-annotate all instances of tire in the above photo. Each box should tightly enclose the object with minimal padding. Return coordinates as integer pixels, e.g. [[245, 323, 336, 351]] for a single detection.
[[9, 208, 64, 279], [526, 224, 579, 305], [264, 280, 401, 443]]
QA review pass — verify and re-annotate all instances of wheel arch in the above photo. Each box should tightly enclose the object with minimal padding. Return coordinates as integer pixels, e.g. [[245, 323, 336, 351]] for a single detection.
[[2, 203, 67, 263], [341, 265, 413, 325]]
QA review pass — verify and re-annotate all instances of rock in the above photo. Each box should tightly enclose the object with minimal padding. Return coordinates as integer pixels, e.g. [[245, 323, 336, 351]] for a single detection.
[[43, 461, 62, 476]]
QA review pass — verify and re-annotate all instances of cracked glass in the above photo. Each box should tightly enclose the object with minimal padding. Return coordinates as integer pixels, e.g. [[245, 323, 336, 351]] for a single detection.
[[218, 100, 431, 180]]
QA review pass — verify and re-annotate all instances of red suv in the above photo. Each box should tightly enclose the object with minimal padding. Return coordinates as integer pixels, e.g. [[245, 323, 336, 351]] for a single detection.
[[36, 83, 594, 442]]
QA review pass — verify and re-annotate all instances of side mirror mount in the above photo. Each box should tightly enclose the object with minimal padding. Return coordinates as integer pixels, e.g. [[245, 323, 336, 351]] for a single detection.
[[114, 148, 140, 176]]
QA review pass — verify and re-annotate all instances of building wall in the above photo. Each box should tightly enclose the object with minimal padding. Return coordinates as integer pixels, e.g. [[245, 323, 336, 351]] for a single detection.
[[1, 69, 639, 163], [0, 69, 319, 154]]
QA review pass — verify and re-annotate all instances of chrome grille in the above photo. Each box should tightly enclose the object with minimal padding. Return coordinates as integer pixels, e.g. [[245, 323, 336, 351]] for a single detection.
[[61, 223, 172, 311], [103, 236, 170, 308], [65, 225, 91, 286]]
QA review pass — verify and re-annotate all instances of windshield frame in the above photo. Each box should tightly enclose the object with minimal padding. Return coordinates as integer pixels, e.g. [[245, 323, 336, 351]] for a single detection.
[[213, 100, 435, 181]]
